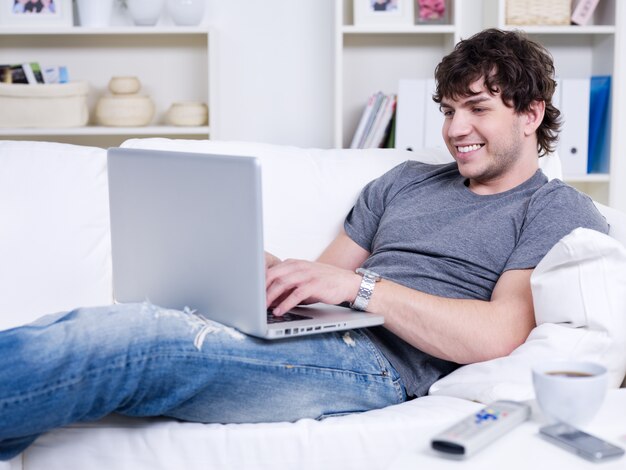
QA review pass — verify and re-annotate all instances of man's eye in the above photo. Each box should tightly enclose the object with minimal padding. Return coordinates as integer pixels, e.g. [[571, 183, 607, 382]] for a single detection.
[[473, 107, 486, 113], [441, 109, 453, 117]]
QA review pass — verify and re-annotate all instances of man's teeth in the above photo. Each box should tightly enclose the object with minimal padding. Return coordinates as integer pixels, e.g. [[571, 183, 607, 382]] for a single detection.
[[457, 144, 482, 153]]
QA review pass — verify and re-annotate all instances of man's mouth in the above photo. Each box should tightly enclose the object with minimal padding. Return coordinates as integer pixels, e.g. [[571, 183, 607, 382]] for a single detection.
[[456, 144, 484, 153]]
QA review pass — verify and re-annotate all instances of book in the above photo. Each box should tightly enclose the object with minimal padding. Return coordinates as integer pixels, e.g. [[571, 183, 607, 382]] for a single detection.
[[0, 65, 11, 84], [363, 94, 391, 148], [571, 0, 600, 26], [350, 92, 402, 148], [355, 92, 386, 148], [384, 111, 397, 149], [367, 94, 397, 148], [350, 93, 378, 149], [7, 65, 29, 84], [42, 66, 69, 84], [22, 63, 39, 84], [29, 63, 44, 84]]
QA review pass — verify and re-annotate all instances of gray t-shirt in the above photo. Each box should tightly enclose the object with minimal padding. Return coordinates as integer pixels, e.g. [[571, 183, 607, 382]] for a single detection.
[[344, 161, 609, 398]]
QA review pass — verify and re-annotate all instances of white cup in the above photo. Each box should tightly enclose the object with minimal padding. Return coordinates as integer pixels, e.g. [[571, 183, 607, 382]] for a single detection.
[[532, 361, 608, 426]]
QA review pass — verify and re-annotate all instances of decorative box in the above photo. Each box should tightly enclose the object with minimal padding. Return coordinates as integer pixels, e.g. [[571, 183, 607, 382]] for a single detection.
[[506, 0, 571, 25], [0, 81, 89, 128]]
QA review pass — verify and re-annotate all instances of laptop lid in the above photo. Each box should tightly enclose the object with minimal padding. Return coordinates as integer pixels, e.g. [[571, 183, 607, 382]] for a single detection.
[[107, 147, 383, 339]]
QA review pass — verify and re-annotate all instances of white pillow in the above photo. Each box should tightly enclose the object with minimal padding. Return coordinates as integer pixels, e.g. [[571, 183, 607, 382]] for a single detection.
[[429, 228, 626, 403]]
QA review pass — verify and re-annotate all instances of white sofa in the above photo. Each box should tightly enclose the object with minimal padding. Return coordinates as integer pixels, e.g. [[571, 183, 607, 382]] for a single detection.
[[1, 138, 626, 470]]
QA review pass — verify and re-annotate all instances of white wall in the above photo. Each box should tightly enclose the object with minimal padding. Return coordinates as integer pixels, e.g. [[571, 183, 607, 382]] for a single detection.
[[107, 0, 334, 147], [205, 0, 335, 148]]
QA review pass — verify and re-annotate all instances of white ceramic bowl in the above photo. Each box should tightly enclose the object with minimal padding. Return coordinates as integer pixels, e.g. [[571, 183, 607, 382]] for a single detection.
[[108, 76, 141, 95], [166, 101, 208, 126], [95, 95, 155, 127]]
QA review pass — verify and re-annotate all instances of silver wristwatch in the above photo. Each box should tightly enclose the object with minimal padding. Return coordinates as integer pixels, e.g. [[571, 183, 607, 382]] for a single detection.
[[350, 268, 381, 311]]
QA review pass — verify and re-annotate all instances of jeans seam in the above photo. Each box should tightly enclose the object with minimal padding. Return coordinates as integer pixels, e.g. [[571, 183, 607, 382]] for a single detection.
[[350, 330, 406, 403]]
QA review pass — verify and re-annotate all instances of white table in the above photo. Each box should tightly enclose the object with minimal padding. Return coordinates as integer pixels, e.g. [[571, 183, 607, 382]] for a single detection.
[[388, 389, 626, 469]]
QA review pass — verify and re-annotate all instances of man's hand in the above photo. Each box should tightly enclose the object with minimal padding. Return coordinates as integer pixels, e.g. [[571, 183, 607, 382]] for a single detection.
[[265, 251, 282, 270], [265, 259, 361, 316]]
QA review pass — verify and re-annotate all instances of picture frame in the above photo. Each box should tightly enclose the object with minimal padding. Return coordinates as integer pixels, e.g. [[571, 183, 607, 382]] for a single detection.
[[0, 0, 73, 28], [353, 0, 414, 26]]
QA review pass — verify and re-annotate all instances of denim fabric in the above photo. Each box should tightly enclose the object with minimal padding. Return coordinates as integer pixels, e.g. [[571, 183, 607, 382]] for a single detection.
[[0, 302, 406, 460]]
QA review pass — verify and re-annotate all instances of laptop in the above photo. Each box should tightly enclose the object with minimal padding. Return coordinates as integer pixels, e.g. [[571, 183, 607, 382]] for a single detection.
[[107, 147, 384, 339]]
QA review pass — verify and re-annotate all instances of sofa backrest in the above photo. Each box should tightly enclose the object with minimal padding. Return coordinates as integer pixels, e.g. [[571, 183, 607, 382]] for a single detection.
[[120, 139, 453, 261], [120, 138, 574, 256], [0, 141, 112, 330], [1, 138, 622, 335]]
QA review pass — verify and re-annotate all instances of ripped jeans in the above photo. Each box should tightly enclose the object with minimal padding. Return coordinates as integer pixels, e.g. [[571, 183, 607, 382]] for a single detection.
[[0, 302, 406, 460]]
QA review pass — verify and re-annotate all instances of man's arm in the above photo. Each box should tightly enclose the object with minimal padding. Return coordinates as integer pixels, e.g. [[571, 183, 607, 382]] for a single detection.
[[366, 268, 535, 364], [266, 232, 536, 364]]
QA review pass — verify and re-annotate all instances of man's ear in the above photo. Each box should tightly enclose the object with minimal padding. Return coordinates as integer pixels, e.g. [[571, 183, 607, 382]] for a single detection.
[[523, 100, 545, 136]]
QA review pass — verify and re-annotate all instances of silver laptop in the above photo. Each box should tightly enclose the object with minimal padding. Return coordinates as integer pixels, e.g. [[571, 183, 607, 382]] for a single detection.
[[107, 147, 384, 339]]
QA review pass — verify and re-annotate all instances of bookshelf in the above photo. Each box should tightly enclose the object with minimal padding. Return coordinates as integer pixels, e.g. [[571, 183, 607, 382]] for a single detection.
[[0, 26, 216, 148], [492, 0, 624, 209], [334, 0, 484, 150], [334, 0, 626, 210]]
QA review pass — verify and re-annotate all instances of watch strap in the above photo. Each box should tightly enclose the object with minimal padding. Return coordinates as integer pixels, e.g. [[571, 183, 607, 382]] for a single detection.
[[350, 268, 381, 311]]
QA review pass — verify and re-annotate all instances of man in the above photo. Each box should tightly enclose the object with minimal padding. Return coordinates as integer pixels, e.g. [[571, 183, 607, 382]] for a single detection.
[[0, 29, 608, 460]]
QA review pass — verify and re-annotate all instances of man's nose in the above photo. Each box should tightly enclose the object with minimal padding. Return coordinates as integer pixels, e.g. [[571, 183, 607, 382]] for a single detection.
[[446, 111, 472, 139]]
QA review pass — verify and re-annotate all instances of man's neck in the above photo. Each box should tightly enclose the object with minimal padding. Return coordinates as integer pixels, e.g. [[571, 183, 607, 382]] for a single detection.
[[467, 156, 540, 196]]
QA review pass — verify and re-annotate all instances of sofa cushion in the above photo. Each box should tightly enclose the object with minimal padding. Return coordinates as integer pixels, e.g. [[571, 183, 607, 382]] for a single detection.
[[0, 141, 112, 331], [429, 227, 626, 402]]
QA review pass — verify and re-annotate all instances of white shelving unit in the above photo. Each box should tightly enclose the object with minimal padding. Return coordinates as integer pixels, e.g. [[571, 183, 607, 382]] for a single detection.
[[0, 26, 217, 148], [335, 0, 626, 210], [492, 0, 623, 208], [334, 0, 484, 149]]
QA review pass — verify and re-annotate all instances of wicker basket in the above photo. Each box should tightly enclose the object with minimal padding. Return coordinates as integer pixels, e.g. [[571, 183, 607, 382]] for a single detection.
[[506, 0, 572, 25], [0, 81, 89, 128]]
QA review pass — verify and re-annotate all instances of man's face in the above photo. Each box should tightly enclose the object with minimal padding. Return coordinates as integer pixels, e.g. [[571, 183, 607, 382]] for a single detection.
[[439, 79, 527, 189]]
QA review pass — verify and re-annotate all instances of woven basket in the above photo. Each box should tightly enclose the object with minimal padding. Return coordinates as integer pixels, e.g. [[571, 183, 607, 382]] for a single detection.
[[506, 0, 572, 25]]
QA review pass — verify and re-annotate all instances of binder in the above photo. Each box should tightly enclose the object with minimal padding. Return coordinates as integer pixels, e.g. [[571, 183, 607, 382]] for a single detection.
[[395, 79, 426, 151], [587, 76, 611, 174], [559, 78, 590, 177], [423, 78, 445, 149]]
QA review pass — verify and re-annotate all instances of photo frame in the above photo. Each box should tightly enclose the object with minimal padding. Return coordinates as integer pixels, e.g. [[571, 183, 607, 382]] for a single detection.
[[353, 0, 414, 26], [0, 0, 73, 28]]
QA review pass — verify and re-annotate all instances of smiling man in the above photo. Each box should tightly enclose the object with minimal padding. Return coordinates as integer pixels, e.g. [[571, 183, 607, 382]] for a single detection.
[[265, 28, 608, 396], [0, 28, 610, 460]]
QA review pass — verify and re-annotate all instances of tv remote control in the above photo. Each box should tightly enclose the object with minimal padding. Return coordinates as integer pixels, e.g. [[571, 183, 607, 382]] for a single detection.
[[431, 400, 530, 458]]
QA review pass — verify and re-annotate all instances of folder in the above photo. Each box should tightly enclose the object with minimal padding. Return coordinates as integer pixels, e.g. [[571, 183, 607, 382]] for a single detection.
[[395, 79, 426, 151], [559, 78, 590, 177]]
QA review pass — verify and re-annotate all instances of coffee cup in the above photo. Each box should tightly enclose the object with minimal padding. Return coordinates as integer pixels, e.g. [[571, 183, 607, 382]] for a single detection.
[[532, 361, 608, 426]]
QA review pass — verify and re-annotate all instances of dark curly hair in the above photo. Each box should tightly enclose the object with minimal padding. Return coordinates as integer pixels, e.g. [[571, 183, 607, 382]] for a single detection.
[[433, 29, 561, 157]]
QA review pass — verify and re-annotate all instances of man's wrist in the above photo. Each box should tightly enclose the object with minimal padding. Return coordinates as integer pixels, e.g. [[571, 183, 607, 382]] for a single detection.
[[350, 268, 381, 311]]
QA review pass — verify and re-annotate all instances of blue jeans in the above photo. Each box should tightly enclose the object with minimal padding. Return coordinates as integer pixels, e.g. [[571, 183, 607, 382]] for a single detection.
[[0, 302, 406, 460]]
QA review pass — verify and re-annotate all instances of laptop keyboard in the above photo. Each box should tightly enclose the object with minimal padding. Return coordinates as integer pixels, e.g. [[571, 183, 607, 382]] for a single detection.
[[267, 311, 312, 324]]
